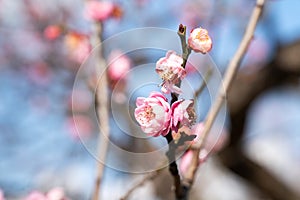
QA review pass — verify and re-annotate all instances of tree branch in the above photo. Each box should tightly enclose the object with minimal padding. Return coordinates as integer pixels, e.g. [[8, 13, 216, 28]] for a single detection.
[[194, 67, 213, 99], [90, 18, 110, 200], [181, 0, 266, 196]]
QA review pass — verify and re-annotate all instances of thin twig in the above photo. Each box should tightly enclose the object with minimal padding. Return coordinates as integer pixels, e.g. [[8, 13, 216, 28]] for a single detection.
[[181, 0, 266, 197], [120, 168, 165, 200], [90, 19, 110, 200], [194, 67, 213, 99]]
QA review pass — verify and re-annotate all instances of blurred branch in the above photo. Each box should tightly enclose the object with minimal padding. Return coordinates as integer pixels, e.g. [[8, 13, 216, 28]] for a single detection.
[[193, 67, 213, 99], [89, 16, 110, 200], [120, 168, 165, 200], [218, 39, 300, 199], [220, 147, 300, 200], [181, 0, 266, 198]]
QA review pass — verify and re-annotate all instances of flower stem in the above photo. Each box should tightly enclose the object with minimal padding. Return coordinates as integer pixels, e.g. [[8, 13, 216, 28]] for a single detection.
[[163, 24, 192, 199], [177, 24, 191, 69]]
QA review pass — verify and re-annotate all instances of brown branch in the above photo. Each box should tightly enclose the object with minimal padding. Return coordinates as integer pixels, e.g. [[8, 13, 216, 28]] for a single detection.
[[90, 21, 110, 200], [181, 0, 266, 196]]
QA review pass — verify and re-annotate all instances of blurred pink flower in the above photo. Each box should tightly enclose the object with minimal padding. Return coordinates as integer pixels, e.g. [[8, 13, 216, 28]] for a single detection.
[[107, 50, 131, 81], [85, 1, 113, 21], [0, 189, 5, 200], [44, 25, 62, 40], [84, 1, 122, 22], [66, 115, 93, 139], [179, 149, 208, 175], [191, 122, 205, 140], [188, 27, 212, 54], [171, 99, 196, 131], [64, 32, 91, 63], [179, 122, 228, 175], [135, 92, 171, 137], [185, 63, 197, 74], [25, 191, 47, 200], [46, 187, 65, 200], [156, 51, 186, 94], [24, 188, 68, 200]]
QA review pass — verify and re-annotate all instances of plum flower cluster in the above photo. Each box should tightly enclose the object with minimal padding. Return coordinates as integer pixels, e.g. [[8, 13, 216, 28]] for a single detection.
[[135, 92, 195, 137], [135, 25, 212, 137]]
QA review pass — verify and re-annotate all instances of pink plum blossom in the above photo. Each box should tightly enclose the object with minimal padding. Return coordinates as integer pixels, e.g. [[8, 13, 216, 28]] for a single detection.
[[84, 1, 114, 21], [24, 191, 47, 200], [188, 27, 212, 54], [66, 115, 93, 139], [171, 99, 196, 131], [84, 1, 122, 22], [135, 92, 171, 137], [191, 122, 205, 140], [179, 149, 208, 175], [179, 123, 228, 175], [24, 188, 68, 200], [64, 32, 91, 64], [46, 187, 66, 200], [44, 25, 61, 40], [107, 50, 131, 81], [156, 51, 186, 94], [192, 122, 228, 152]]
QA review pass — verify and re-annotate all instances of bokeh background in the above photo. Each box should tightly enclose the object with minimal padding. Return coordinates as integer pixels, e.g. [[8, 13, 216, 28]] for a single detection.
[[0, 0, 300, 199]]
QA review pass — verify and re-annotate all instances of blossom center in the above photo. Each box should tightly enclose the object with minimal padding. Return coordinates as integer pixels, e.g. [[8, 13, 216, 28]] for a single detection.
[[195, 33, 209, 42], [159, 68, 176, 81], [137, 105, 156, 124]]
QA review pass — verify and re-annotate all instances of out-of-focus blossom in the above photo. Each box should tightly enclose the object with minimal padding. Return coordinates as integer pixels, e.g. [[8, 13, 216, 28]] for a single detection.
[[185, 62, 198, 74], [66, 115, 93, 139], [156, 51, 185, 94], [192, 122, 228, 152], [179, 149, 208, 175], [179, 123, 228, 175], [46, 187, 65, 200], [107, 50, 131, 81], [171, 99, 196, 131], [24, 188, 68, 200], [179, 2, 212, 28], [84, 1, 122, 22], [135, 92, 171, 137], [0, 189, 5, 200], [44, 25, 62, 40], [64, 32, 91, 63], [188, 27, 212, 54], [191, 122, 205, 140], [25, 191, 47, 200]]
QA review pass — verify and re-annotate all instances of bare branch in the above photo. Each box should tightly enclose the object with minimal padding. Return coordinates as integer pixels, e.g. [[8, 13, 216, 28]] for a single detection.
[[181, 0, 266, 195], [89, 19, 110, 200], [193, 67, 213, 99]]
